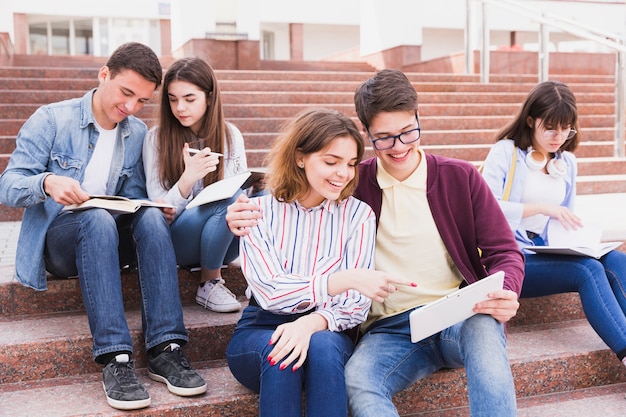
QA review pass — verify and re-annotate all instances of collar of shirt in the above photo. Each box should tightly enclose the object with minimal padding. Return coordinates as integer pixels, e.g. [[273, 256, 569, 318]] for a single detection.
[[293, 198, 340, 213], [376, 148, 427, 190]]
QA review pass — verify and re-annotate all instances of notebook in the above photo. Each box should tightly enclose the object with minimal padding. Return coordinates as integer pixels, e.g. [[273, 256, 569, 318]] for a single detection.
[[409, 270, 505, 343], [186, 171, 251, 209]]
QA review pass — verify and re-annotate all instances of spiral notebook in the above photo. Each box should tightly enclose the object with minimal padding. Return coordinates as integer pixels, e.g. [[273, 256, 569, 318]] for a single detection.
[[409, 271, 505, 343]]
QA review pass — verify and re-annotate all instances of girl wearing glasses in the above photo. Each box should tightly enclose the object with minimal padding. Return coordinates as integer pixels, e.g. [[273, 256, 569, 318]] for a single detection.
[[481, 80, 626, 367]]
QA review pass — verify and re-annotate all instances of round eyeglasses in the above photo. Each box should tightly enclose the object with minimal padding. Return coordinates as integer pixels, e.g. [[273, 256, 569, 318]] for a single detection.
[[367, 115, 421, 151], [543, 128, 576, 141]]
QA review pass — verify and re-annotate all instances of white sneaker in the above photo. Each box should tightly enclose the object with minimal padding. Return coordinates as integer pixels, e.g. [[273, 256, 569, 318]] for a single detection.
[[195, 278, 242, 313]]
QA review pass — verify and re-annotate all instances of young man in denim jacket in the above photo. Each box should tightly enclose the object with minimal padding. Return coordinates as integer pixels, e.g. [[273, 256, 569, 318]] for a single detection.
[[0, 42, 206, 410]]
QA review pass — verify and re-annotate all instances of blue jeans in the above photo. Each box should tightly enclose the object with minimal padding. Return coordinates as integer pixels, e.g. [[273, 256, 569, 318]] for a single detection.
[[226, 305, 354, 417], [170, 193, 240, 269], [44, 207, 188, 361], [522, 250, 626, 359], [345, 310, 516, 417]]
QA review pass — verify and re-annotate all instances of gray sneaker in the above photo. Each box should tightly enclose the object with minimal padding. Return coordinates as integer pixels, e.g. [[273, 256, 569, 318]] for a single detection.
[[102, 354, 151, 410], [147, 343, 207, 396]]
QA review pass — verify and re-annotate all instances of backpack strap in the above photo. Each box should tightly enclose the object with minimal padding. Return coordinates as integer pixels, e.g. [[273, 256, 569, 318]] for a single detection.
[[502, 145, 517, 201]]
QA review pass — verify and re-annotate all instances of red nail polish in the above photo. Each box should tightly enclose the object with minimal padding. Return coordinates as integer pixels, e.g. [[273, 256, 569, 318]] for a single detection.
[[292, 366, 299, 372], [279, 363, 287, 371], [270, 359, 277, 366], [267, 355, 273, 362]]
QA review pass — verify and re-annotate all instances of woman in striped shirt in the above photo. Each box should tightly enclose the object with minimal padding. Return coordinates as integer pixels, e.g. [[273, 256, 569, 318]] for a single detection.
[[226, 108, 412, 417]]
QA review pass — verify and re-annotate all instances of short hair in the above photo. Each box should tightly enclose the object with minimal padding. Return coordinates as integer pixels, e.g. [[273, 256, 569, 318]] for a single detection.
[[354, 69, 418, 130], [105, 42, 163, 87], [266, 108, 365, 203], [495, 80, 580, 152]]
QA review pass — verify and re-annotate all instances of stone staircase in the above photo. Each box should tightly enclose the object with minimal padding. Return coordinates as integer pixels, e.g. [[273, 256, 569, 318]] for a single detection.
[[1, 59, 626, 416]]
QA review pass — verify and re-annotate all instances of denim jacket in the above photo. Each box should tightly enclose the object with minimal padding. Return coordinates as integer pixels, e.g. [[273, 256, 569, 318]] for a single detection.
[[0, 89, 149, 290]]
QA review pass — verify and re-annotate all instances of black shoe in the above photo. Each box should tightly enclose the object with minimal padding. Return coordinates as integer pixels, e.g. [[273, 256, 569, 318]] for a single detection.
[[147, 343, 207, 396], [102, 354, 151, 410]]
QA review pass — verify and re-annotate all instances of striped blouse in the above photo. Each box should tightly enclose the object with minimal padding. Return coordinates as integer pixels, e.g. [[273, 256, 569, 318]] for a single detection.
[[240, 195, 377, 332]]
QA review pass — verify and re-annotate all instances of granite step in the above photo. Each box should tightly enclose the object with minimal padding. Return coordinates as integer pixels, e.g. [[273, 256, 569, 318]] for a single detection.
[[0, 89, 614, 106], [0, 113, 615, 137], [0, 66, 615, 84], [0, 265, 246, 318], [413, 383, 626, 416], [4, 101, 614, 120], [0, 77, 615, 95], [236, 127, 616, 151], [0, 318, 624, 417]]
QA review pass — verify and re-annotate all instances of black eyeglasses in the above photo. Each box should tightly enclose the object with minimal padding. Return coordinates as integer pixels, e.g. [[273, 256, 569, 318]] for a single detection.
[[367, 115, 421, 150]]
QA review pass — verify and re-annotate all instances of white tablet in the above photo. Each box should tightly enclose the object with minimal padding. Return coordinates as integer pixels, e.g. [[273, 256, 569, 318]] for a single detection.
[[409, 270, 505, 343]]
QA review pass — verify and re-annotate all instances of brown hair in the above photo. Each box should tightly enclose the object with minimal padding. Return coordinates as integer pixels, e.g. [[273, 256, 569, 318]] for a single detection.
[[266, 108, 364, 203], [495, 80, 580, 152], [105, 42, 162, 87], [155, 57, 232, 189], [354, 69, 418, 130]]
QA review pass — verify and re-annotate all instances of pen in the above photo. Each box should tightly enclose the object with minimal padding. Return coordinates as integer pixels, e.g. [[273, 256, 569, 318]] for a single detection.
[[188, 148, 223, 156]]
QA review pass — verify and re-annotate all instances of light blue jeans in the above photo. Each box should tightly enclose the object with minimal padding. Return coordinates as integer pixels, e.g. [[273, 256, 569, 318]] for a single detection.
[[345, 310, 516, 417], [44, 207, 188, 361], [522, 250, 626, 360], [170, 192, 241, 269], [226, 305, 354, 417]]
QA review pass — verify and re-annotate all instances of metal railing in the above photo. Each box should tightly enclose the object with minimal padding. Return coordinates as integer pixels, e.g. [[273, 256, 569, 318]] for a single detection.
[[466, 0, 626, 157]]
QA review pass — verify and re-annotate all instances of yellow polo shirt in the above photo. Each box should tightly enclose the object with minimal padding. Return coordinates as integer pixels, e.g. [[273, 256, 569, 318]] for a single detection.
[[363, 151, 462, 330]]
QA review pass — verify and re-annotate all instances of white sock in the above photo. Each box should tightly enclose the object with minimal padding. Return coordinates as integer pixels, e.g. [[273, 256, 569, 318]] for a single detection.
[[167, 343, 180, 351], [115, 353, 130, 363]]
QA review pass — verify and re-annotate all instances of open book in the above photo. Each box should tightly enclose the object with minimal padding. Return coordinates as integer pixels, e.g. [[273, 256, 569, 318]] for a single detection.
[[186, 171, 252, 209], [525, 219, 622, 259], [63, 195, 174, 215]]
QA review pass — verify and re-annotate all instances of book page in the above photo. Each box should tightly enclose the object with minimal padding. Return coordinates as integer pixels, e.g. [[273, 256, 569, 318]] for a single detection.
[[62, 197, 140, 214], [526, 218, 622, 259], [527, 242, 621, 259], [546, 218, 602, 248], [187, 171, 251, 209], [63, 196, 174, 214]]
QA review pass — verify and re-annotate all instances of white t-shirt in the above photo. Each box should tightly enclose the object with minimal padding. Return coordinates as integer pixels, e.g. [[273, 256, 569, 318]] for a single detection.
[[82, 121, 117, 195], [520, 169, 566, 234]]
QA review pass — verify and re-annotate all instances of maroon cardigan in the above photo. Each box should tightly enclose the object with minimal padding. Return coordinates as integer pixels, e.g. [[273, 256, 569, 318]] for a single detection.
[[354, 154, 524, 296]]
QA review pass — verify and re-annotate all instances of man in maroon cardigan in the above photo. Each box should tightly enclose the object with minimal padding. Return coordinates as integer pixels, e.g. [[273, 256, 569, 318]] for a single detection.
[[226, 69, 524, 417]]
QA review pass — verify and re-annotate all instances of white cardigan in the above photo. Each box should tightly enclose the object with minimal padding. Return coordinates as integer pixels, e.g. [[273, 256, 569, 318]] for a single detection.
[[142, 122, 248, 217]]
